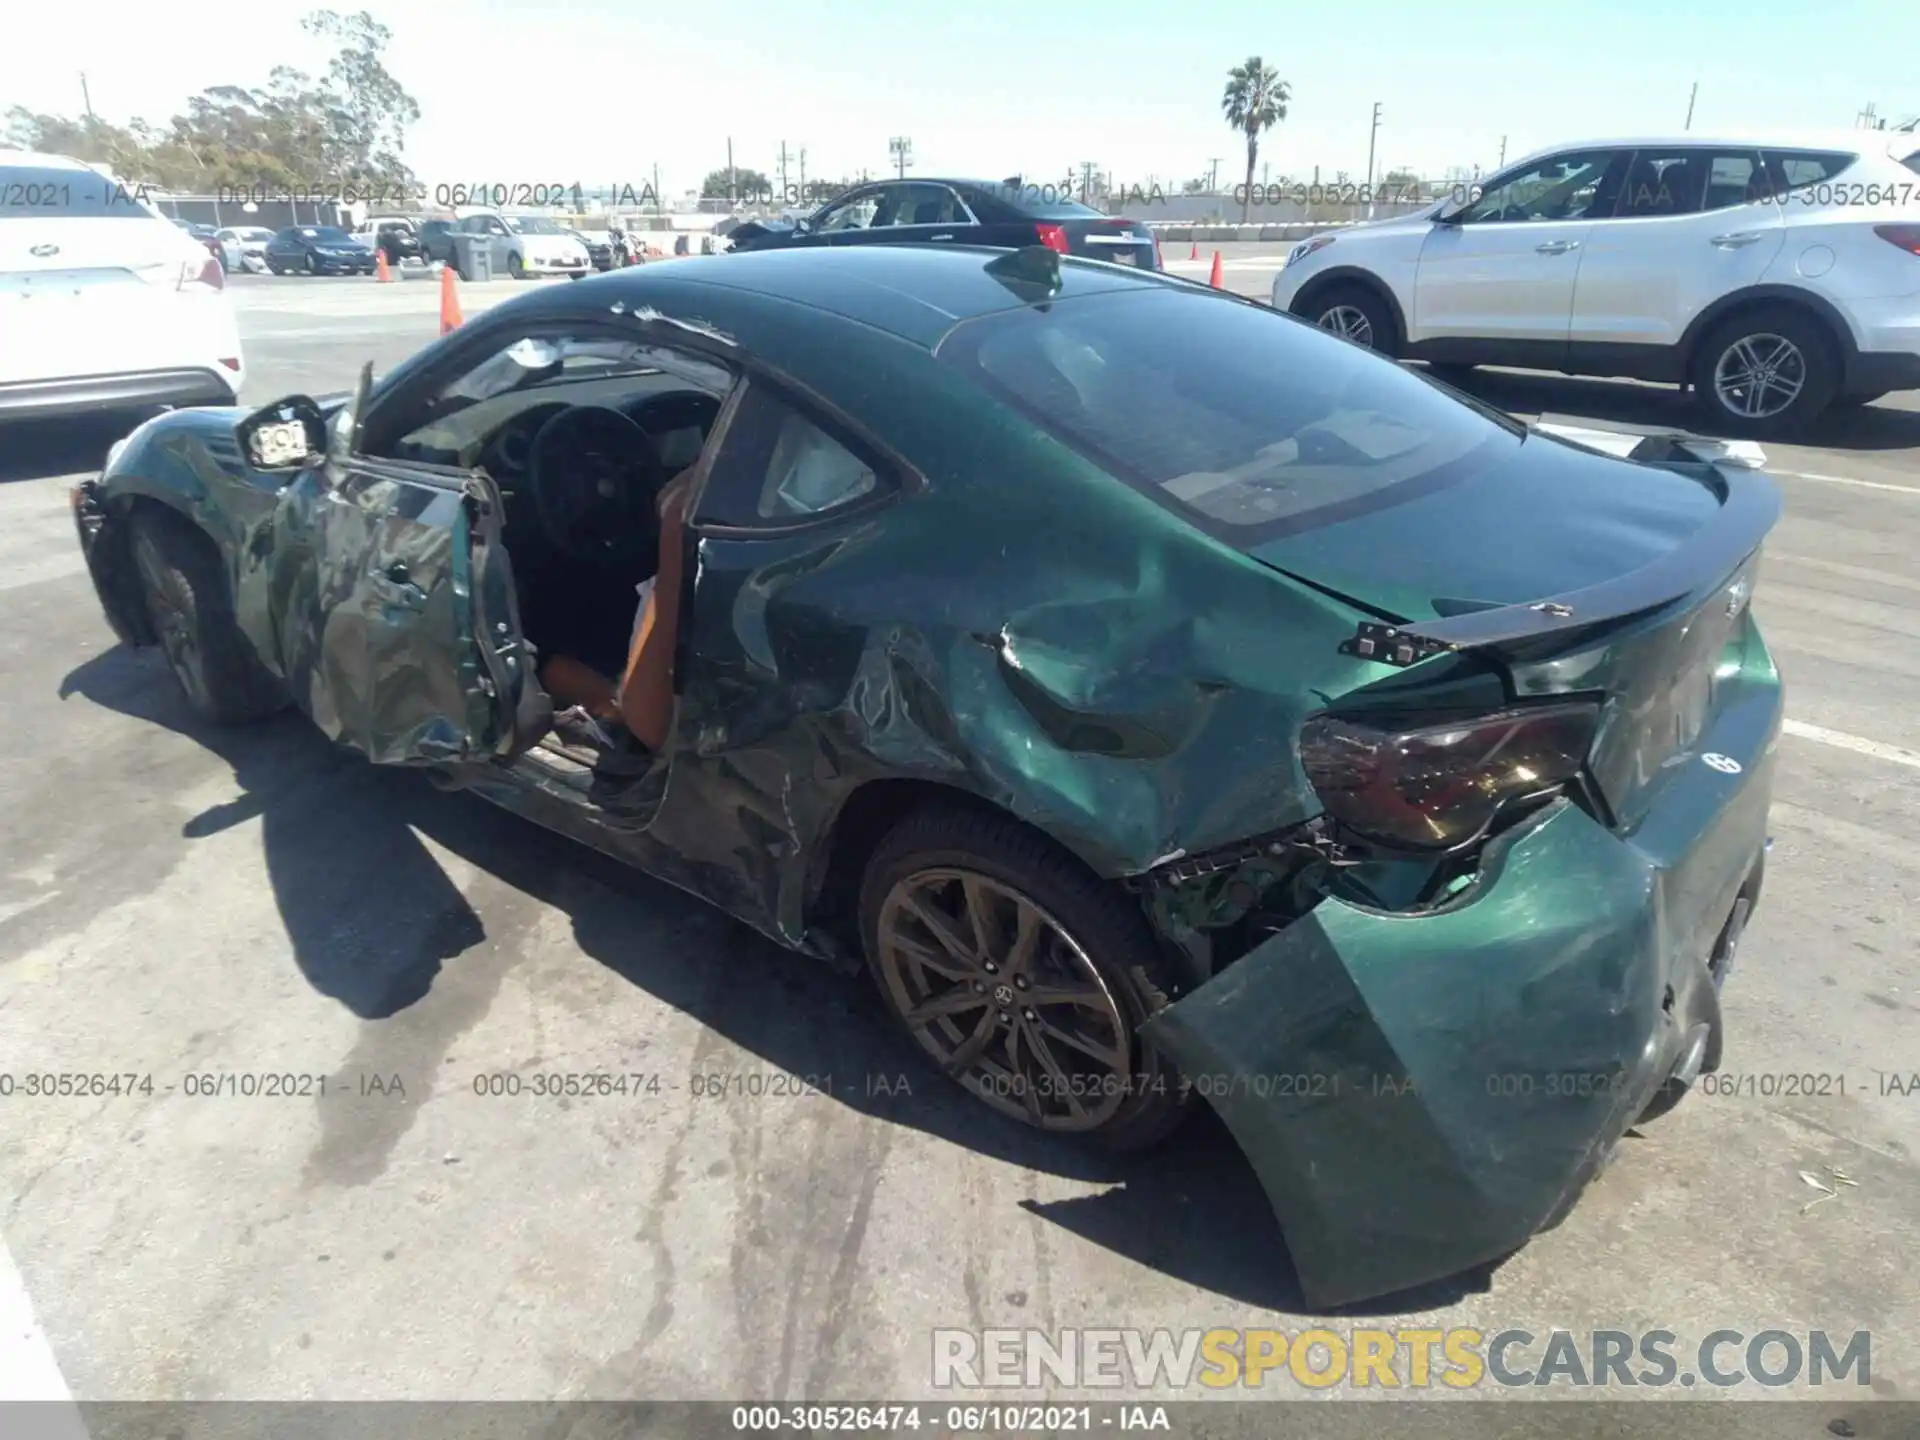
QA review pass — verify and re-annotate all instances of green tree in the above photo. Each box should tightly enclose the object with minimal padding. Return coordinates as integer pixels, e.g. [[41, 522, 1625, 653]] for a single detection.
[[700, 166, 772, 200], [3, 10, 419, 192], [1221, 57, 1291, 220]]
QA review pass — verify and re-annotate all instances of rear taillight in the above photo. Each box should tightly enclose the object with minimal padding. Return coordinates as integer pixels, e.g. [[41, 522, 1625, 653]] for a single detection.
[[180, 255, 224, 292], [1034, 223, 1070, 254], [1299, 701, 1600, 852], [1874, 224, 1920, 255]]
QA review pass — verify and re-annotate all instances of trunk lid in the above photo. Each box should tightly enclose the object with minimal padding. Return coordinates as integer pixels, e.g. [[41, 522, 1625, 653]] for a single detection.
[[1243, 424, 1730, 622], [1066, 217, 1158, 269], [1251, 422, 1780, 834]]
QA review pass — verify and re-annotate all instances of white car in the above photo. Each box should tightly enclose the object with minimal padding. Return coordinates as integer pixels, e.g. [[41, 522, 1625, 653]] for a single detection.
[[450, 210, 592, 278], [1, 150, 244, 421], [1271, 128, 1920, 435], [215, 225, 275, 273]]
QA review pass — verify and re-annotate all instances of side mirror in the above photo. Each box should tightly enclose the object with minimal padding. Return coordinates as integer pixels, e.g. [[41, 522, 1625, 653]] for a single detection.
[[1433, 198, 1468, 225], [237, 396, 328, 471]]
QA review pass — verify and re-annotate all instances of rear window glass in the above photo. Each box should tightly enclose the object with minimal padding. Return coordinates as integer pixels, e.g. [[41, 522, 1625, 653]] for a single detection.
[[1764, 150, 1857, 192], [971, 184, 1106, 220], [937, 289, 1521, 541], [1, 166, 153, 218]]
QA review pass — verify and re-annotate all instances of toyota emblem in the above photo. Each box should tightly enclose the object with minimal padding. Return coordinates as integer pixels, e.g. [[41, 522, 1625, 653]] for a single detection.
[[1702, 753, 1743, 774], [29, 242, 60, 258]]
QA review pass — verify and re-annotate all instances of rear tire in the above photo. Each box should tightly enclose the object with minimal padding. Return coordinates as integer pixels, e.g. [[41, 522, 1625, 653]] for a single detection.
[[1301, 282, 1398, 357], [858, 804, 1194, 1152], [129, 509, 287, 726], [1689, 306, 1839, 438]]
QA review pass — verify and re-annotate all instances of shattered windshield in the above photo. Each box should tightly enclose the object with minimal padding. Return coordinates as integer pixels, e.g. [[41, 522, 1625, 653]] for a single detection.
[[937, 288, 1521, 542]]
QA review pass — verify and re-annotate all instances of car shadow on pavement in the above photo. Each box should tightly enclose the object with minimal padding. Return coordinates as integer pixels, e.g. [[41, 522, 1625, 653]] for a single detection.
[[0, 412, 163, 485], [1438, 367, 1920, 452], [58, 641, 1501, 1318]]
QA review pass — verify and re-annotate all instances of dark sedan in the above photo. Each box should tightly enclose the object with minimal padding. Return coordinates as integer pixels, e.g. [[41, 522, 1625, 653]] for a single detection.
[[567, 227, 616, 271], [727, 177, 1162, 268], [71, 243, 1778, 1308], [264, 225, 378, 276]]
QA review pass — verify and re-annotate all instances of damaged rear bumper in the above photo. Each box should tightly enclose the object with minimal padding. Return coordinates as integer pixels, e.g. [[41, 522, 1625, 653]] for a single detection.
[[1139, 686, 1779, 1309]]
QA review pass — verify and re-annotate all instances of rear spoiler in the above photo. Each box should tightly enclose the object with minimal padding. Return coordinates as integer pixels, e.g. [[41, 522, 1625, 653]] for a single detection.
[[1340, 421, 1780, 667]]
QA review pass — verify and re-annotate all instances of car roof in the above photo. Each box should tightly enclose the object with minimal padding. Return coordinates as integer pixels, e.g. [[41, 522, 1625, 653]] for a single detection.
[[0, 149, 111, 172], [1511, 128, 1909, 163], [571, 243, 1183, 349]]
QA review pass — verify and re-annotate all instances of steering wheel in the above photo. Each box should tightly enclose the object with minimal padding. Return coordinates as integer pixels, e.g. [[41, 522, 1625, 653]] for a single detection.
[[526, 405, 665, 565]]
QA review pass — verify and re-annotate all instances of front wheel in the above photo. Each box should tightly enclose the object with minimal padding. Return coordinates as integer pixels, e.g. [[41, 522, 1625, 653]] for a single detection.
[[128, 510, 287, 725], [1303, 283, 1398, 356], [859, 805, 1194, 1151], [304, 251, 319, 275], [1689, 307, 1838, 437], [506, 252, 526, 279]]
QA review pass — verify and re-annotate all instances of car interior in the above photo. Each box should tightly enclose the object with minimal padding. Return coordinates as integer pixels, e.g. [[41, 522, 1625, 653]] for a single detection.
[[385, 336, 734, 764]]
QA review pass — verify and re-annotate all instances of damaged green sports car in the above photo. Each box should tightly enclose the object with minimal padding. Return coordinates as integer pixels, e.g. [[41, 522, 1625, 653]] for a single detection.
[[71, 243, 1781, 1307]]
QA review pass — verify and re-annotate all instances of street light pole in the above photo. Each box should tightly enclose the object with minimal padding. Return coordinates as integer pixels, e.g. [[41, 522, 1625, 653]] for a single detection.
[[889, 136, 912, 179], [1685, 82, 1698, 131], [1365, 102, 1382, 218], [79, 73, 95, 123]]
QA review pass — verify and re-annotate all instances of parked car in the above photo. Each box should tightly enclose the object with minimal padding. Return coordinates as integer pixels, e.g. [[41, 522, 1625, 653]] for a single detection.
[[567, 226, 615, 271], [70, 244, 1779, 1307], [418, 217, 458, 266], [0, 149, 242, 420], [360, 215, 423, 265], [727, 177, 1161, 269], [1272, 128, 1920, 436], [215, 225, 275, 272], [264, 225, 378, 275], [439, 211, 592, 278], [172, 218, 224, 264]]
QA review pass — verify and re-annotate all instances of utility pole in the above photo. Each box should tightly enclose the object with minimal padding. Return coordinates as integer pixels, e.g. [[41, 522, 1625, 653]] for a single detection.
[[1206, 157, 1222, 191], [1080, 161, 1095, 201], [652, 163, 661, 218], [777, 142, 790, 203], [798, 147, 808, 205], [1685, 82, 1698, 131], [889, 136, 912, 179], [79, 73, 95, 123], [726, 136, 737, 205], [1499, 135, 1507, 167], [1365, 102, 1382, 218]]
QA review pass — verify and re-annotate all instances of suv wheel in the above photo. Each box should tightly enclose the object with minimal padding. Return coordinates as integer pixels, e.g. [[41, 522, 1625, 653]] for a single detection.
[[1690, 307, 1838, 437], [506, 252, 526, 279], [1304, 283, 1397, 356]]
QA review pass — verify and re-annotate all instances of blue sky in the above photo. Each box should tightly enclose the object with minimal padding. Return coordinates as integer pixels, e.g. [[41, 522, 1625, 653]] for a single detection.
[[6, 0, 1915, 193]]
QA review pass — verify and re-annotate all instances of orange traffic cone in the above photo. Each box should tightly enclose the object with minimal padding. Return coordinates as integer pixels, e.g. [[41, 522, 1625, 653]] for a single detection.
[[375, 252, 392, 283], [1208, 251, 1224, 288], [439, 265, 463, 335], [1188, 240, 1199, 260]]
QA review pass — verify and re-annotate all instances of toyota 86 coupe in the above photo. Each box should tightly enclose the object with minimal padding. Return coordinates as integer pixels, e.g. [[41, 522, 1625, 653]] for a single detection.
[[70, 242, 1781, 1306]]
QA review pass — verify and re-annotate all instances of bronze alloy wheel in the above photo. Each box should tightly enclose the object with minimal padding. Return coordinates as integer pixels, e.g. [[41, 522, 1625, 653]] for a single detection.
[[873, 867, 1135, 1131]]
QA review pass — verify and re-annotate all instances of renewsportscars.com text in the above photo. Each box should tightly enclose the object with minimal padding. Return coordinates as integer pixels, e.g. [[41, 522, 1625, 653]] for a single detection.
[[932, 1327, 1872, 1390]]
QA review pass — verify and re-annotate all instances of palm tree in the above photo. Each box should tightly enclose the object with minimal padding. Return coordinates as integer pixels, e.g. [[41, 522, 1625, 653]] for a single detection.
[[1221, 58, 1292, 221]]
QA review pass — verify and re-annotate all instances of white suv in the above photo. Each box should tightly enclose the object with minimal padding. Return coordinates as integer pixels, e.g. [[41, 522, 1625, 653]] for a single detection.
[[1271, 129, 1920, 435], [1, 150, 245, 422]]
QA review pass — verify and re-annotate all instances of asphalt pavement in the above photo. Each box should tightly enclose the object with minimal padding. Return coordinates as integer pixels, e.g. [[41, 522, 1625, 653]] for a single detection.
[[0, 254, 1916, 1415]]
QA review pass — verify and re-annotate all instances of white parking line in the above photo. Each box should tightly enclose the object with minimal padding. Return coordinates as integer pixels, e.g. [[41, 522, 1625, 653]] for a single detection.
[[1783, 719, 1920, 770], [0, 1235, 86, 1437], [1770, 468, 1920, 496]]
